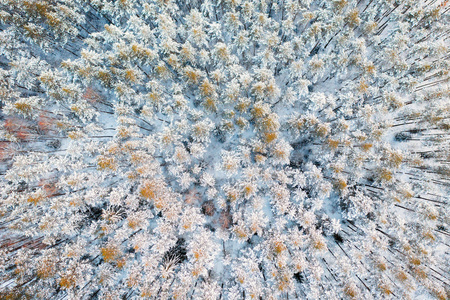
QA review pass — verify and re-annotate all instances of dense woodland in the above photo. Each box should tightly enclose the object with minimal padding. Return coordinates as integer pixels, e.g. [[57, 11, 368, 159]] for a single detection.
[[0, 0, 449, 299]]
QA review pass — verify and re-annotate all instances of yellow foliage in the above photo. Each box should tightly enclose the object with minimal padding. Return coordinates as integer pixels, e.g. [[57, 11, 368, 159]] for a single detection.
[[235, 100, 250, 113], [261, 114, 280, 132], [336, 178, 347, 191], [410, 257, 421, 266], [200, 79, 215, 96], [140, 180, 158, 200], [127, 272, 139, 287], [426, 211, 438, 221], [273, 240, 286, 254], [372, 129, 384, 140], [216, 44, 230, 61], [361, 143, 373, 151], [23, 24, 43, 40], [101, 245, 120, 262], [388, 151, 403, 168], [226, 189, 239, 202], [309, 58, 324, 72], [243, 184, 256, 198], [184, 68, 201, 84], [60, 276, 76, 289], [413, 266, 427, 279], [117, 126, 130, 138], [379, 283, 392, 295], [68, 131, 84, 140], [77, 66, 93, 79], [97, 71, 112, 86], [423, 231, 435, 241], [344, 284, 358, 298], [140, 287, 153, 298], [255, 154, 266, 164], [397, 270, 408, 282], [331, 163, 343, 173], [155, 63, 170, 78], [167, 54, 179, 69], [263, 131, 278, 143], [334, 0, 348, 10], [45, 13, 61, 28], [234, 226, 248, 239], [128, 218, 140, 230], [251, 103, 268, 119], [327, 138, 339, 149], [357, 79, 369, 95], [116, 257, 127, 269], [346, 9, 361, 27], [127, 171, 138, 180], [433, 287, 448, 300], [400, 188, 414, 199], [365, 62, 376, 75], [14, 102, 32, 114], [292, 118, 305, 131], [37, 260, 56, 279], [277, 272, 291, 291], [24, 1, 49, 16], [97, 156, 117, 171], [315, 123, 330, 137], [364, 21, 378, 34], [203, 97, 217, 112], [377, 262, 387, 271], [27, 193, 44, 205], [378, 168, 393, 182], [235, 117, 248, 129], [125, 69, 138, 82], [313, 239, 326, 250]]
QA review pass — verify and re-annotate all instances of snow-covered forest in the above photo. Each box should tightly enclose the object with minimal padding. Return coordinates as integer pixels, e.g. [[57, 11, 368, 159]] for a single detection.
[[0, 0, 449, 299]]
